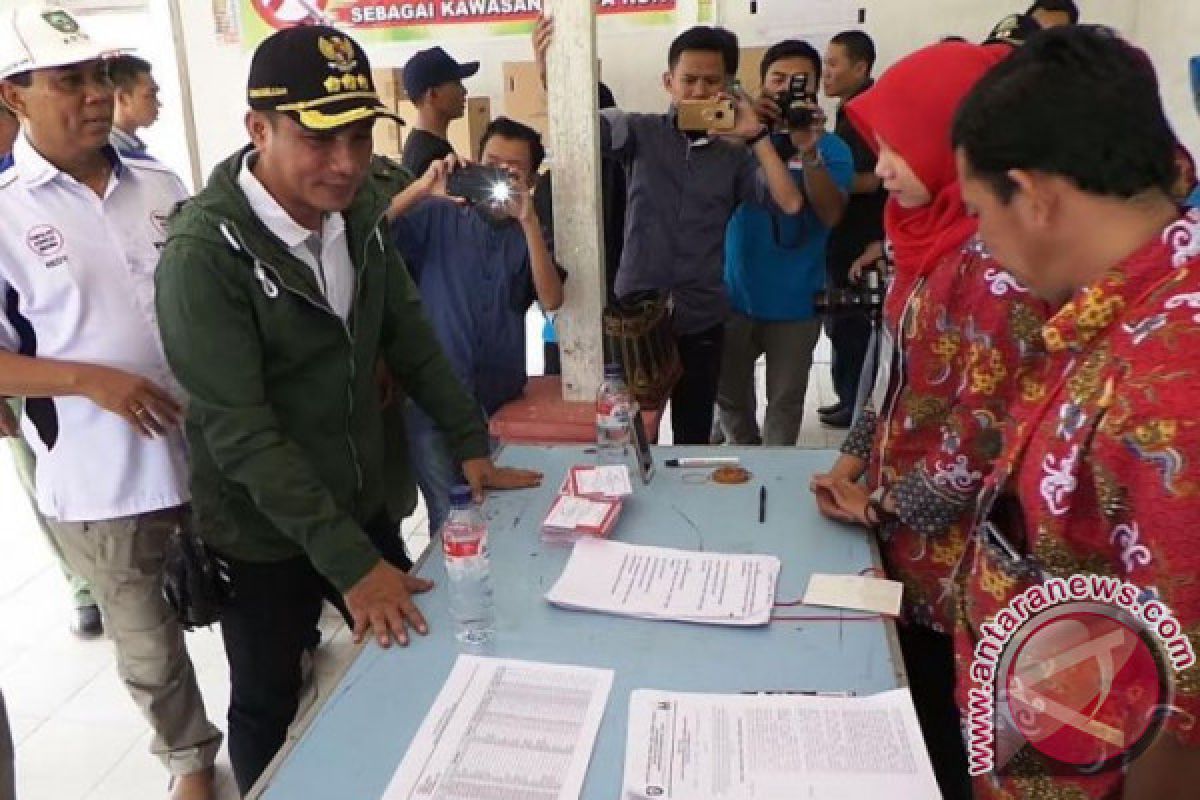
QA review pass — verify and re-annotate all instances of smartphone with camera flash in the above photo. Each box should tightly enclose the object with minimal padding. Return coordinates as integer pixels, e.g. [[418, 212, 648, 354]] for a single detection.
[[677, 98, 736, 133]]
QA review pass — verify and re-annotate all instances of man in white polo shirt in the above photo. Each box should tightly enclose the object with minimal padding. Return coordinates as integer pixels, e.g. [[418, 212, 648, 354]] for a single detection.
[[0, 5, 220, 798]]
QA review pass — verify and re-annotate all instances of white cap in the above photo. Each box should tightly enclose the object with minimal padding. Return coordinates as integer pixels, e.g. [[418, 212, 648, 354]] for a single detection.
[[0, 4, 124, 81]]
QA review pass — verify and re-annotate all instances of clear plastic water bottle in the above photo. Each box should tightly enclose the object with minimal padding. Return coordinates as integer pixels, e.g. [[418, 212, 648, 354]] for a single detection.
[[596, 363, 633, 465], [441, 485, 495, 645]]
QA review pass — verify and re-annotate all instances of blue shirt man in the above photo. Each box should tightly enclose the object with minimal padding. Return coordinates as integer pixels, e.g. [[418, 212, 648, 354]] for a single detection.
[[390, 117, 562, 533], [716, 41, 855, 447], [396, 200, 537, 415]]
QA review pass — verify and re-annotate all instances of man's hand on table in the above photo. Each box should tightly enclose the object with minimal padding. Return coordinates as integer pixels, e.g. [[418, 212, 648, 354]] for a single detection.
[[345, 560, 434, 648], [462, 457, 543, 504]]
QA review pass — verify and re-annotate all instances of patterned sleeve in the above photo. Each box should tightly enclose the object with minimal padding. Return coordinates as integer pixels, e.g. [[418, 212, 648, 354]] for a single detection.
[[840, 408, 877, 460], [891, 468, 971, 537], [1091, 362, 1200, 746], [903, 257, 1044, 537]]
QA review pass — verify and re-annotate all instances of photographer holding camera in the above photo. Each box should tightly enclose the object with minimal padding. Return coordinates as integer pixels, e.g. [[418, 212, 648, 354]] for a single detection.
[[534, 19, 805, 445], [387, 117, 563, 535], [716, 40, 852, 446]]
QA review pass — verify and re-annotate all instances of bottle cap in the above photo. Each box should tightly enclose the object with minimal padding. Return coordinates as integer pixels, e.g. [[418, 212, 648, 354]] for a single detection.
[[449, 485, 473, 508]]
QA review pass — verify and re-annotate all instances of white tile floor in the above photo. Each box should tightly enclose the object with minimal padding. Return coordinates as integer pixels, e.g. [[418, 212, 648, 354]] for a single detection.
[[0, 340, 845, 799]]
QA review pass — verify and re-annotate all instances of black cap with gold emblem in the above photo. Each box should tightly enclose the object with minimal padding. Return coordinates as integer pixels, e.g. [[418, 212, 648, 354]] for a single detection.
[[246, 25, 403, 133]]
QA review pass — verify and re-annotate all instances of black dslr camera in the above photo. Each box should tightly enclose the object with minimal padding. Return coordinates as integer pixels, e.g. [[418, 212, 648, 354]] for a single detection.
[[814, 260, 887, 316], [447, 164, 515, 207], [775, 74, 816, 132]]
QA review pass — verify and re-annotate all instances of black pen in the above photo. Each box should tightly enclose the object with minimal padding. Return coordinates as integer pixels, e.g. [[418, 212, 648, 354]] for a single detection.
[[758, 485, 766, 524]]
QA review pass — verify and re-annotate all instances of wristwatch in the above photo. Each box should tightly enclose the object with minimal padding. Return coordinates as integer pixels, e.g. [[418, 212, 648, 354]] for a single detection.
[[801, 148, 825, 168], [865, 486, 899, 530], [746, 126, 771, 148]]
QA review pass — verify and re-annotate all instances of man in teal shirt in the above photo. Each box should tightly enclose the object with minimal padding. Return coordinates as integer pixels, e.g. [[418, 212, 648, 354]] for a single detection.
[[718, 40, 854, 446]]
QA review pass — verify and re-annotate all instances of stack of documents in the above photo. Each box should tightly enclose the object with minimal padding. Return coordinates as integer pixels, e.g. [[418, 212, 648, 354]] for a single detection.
[[382, 655, 613, 800], [542, 494, 623, 543], [545, 538, 779, 626], [543, 464, 630, 543], [622, 688, 940, 799]]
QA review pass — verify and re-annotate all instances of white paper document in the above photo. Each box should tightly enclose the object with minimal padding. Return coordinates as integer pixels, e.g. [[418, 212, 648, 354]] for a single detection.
[[382, 656, 614, 800], [545, 538, 779, 626], [574, 465, 633, 497], [622, 688, 940, 800], [802, 573, 904, 616]]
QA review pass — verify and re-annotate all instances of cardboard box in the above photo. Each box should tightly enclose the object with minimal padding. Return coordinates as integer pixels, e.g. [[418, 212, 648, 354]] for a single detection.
[[390, 96, 492, 162], [502, 59, 602, 136], [371, 68, 406, 158], [372, 68, 406, 109], [373, 116, 405, 158], [737, 46, 768, 98], [503, 61, 549, 135]]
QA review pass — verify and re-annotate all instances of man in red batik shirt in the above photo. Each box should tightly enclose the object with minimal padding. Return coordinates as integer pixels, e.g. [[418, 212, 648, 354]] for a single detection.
[[953, 25, 1200, 800]]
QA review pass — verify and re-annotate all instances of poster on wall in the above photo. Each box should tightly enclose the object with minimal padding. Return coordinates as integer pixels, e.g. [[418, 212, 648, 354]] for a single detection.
[[739, 0, 861, 44], [238, 0, 678, 48]]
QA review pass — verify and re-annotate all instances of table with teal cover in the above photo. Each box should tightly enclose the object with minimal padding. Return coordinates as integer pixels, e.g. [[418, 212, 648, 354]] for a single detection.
[[251, 445, 905, 799]]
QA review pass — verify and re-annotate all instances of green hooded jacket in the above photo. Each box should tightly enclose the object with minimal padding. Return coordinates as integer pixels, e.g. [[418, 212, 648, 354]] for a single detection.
[[155, 148, 489, 591]]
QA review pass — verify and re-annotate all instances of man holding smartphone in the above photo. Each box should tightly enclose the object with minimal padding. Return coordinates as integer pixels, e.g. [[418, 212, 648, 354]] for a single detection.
[[534, 19, 805, 445], [386, 117, 563, 536]]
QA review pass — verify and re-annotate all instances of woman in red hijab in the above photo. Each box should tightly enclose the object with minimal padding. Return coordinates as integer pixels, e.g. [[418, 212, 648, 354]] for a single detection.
[[808, 40, 1048, 800]]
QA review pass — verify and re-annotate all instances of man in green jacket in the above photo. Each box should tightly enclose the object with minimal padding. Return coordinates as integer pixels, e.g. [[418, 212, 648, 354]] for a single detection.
[[155, 26, 540, 795]]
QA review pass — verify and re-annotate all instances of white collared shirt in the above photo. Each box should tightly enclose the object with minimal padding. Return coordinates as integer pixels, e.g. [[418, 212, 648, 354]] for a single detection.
[[109, 126, 146, 155], [237, 154, 355, 319], [0, 133, 190, 522]]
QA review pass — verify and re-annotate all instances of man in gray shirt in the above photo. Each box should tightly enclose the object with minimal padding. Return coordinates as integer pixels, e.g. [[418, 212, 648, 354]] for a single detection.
[[536, 21, 804, 444]]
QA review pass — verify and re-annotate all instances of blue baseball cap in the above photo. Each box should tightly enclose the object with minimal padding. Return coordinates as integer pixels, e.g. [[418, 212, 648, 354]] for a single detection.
[[403, 46, 478, 100]]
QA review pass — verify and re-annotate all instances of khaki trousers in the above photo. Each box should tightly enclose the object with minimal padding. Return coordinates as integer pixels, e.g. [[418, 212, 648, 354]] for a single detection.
[[717, 313, 822, 446], [5, 397, 94, 608], [48, 507, 222, 776]]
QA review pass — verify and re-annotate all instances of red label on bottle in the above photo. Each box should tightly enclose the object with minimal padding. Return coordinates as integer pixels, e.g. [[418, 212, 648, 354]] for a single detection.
[[443, 536, 483, 558]]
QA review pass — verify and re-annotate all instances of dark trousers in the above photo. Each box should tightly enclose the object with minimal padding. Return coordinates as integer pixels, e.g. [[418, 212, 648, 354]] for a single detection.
[[221, 554, 327, 796], [898, 624, 972, 800], [827, 312, 872, 407], [670, 323, 725, 445], [221, 515, 411, 795], [543, 341, 561, 376]]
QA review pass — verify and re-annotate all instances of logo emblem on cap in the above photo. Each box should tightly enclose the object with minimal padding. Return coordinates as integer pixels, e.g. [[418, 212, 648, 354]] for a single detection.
[[318, 36, 357, 74], [41, 10, 80, 35]]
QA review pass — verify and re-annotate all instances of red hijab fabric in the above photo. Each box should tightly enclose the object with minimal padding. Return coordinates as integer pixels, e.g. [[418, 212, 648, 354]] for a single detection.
[[846, 42, 1010, 280]]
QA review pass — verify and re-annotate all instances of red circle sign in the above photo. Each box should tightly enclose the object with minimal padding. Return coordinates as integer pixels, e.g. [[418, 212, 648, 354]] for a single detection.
[[1004, 609, 1166, 769]]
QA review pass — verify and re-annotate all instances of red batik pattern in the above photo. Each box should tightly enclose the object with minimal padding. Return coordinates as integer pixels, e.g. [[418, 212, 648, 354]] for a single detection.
[[867, 236, 1048, 632], [956, 209, 1200, 800]]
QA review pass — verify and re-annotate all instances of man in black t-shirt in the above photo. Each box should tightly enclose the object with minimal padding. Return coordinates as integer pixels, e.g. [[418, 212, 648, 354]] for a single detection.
[[820, 30, 886, 428], [401, 46, 479, 176]]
